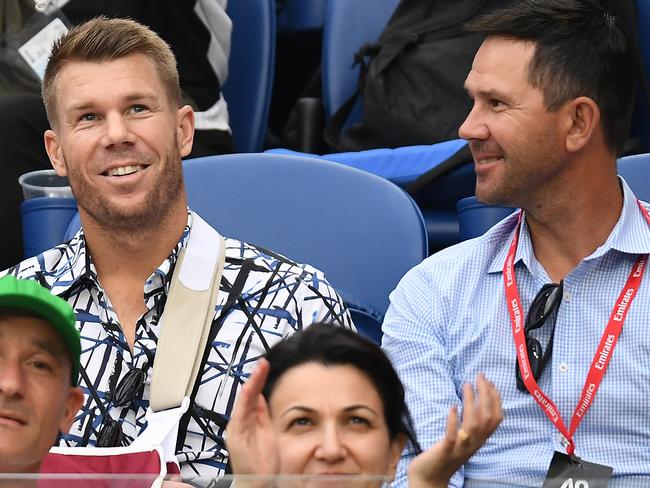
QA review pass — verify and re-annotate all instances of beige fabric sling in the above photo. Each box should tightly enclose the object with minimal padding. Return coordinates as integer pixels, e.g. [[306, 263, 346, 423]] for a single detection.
[[150, 213, 226, 412]]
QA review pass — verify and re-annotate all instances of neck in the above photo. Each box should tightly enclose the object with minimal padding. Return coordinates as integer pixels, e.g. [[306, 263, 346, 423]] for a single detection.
[[524, 171, 623, 282], [81, 203, 188, 283]]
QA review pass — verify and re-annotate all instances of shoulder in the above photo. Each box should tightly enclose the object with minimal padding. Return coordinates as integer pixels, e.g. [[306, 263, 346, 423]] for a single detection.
[[223, 237, 325, 281], [221, 237, 351, 326], [3, 244, 75, 283], [1, 232, 86, 292], [222, 237, 338, 300]]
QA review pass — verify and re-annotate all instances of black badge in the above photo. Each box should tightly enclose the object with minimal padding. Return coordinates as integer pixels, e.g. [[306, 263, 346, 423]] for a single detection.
[[543, 451, 613, 488]]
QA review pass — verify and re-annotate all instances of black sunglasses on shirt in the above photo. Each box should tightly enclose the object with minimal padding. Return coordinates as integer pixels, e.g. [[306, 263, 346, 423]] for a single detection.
[[97, 368, 146, 447], [515, 280, 563, 393]]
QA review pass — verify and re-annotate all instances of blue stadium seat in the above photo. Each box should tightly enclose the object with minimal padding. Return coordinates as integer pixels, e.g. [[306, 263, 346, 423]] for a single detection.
[[618, 152, 650, 201], [222, 0, 275, 152], [293, 0, 475, 250], [456, 196, 515, 241], [181, 153, 428, 343], [633, 0, 650, 150], [322, 0, 400, 121], [276, 0, 326, 32]]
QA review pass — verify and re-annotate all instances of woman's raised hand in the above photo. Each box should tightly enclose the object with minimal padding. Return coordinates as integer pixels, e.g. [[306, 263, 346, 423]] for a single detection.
[[225, 358, 279, 478], [408, 373, 503, 488]]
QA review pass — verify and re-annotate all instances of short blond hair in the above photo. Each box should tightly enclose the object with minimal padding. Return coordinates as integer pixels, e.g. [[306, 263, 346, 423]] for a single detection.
[[42, 16, 182, 124]]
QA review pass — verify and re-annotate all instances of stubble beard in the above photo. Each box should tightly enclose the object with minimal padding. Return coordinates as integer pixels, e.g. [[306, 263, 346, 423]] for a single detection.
[[475, 145, 565, 210], [64, 145, 185, 234]]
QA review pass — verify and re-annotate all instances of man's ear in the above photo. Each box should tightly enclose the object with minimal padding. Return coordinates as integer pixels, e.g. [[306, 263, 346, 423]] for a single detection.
[[59, 386, 84, 434], [564, 96, 600, 154], [44, 129, 68, 177], [176, 105, 195, 158], [386, 433, 407, 481]]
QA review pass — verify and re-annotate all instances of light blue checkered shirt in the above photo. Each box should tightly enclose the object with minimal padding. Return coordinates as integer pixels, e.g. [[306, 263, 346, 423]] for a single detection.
[[383, 178, 650, 487]]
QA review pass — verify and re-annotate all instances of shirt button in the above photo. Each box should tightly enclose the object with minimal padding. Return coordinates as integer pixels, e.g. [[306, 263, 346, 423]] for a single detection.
[[559, 363, 569, 373], [563, 292, 571, 302], [559, 435, 569, 447]]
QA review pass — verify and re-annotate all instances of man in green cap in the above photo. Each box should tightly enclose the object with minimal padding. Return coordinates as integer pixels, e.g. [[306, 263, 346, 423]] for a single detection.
[[0, 276, 84, 473]]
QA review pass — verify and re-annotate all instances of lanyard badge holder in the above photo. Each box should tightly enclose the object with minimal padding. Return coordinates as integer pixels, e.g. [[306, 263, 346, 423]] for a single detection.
[[504, 202, 650, 487]]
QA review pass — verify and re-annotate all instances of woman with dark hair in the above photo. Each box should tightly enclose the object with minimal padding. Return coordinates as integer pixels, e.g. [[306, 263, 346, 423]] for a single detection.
[[226, 324, 502, 487]]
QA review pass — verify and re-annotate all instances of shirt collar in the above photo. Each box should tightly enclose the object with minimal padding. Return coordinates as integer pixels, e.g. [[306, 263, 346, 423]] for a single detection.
[[48, 209, 193, 297], [487, 177, 650, 275], [487, 211, 524, 274], [591, 176, 650, 257]]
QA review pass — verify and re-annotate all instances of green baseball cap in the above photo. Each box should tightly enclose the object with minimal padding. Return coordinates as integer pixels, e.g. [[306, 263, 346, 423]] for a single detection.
[[0, 276, 80, 386]]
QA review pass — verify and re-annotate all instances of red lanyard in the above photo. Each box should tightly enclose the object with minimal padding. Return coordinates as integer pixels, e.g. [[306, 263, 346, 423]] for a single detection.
[[503, 201, 650, 456]]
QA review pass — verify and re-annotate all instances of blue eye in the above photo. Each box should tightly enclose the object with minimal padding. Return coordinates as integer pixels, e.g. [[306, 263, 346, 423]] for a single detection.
[[81, 113, 96, 121]]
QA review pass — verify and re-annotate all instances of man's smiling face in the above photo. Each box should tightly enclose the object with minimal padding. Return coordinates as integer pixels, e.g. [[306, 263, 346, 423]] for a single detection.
[[44, 53, 194, 233], [458, 37, 568, 208]]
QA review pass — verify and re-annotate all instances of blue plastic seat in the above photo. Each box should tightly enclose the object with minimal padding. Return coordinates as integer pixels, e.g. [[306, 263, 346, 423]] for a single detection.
[[296, 0, 475, 250], [276, 0, 326, 32], [222, 0, 275, 152], [181, 153, 428, 342], [21, 197, 78, 259], [322, 0, 400, 121], [632, 0, 650, 150], [456, 196, 516, 241], [618, 152, 650, 201]]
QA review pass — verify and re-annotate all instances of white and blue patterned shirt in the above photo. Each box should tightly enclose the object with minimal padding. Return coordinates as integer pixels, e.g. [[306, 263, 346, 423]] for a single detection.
[[4, 210, 352, 480], [383, 179, 650, 487]]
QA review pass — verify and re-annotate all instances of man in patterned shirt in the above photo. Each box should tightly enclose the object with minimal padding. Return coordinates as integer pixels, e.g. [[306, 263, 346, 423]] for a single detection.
[[383, 1, 650, 487], [3, 17, 351, 480]]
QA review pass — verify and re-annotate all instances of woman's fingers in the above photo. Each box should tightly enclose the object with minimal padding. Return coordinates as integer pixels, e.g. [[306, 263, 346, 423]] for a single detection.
[[225, 358, 278, 476], [460, 382, 477, 436], [407, 378, 503, 488], [244, 358, 270, 399], [435, 405, 458, 455], [460, 373, 503, 445], [232, 359, 271, 421]]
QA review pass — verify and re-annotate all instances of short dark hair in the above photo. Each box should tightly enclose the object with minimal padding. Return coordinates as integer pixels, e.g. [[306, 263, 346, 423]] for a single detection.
[[262, 324, 422, 453], [467, 0, 636, 153]]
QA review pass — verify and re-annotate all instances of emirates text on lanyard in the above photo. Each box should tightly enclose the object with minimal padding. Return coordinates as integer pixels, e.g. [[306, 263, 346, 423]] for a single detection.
[[503, 201, 650, 456]]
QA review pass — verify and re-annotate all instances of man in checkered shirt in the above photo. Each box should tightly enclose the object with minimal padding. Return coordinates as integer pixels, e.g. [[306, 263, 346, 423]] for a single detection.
[[383, 1, 650, 486]]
